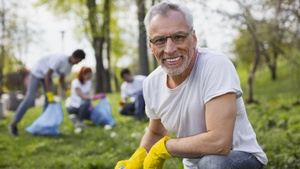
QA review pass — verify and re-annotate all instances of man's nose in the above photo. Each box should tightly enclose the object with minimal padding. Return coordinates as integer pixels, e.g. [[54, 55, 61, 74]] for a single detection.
[[164, 38, 177, 55]]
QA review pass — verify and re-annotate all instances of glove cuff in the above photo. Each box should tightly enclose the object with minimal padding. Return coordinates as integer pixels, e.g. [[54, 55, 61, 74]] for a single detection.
[[46, 91, 54, 102], [65, 89, 71, 96], [46, 91, 53, 98], [159, 136, 172, 159], [130, 147, 147, 160]]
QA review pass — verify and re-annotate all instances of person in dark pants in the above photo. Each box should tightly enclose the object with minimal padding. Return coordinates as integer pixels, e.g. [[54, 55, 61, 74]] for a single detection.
[[8, 49, 85, 137], [119, 68, 147, 120], [65, 66, 105, 131]]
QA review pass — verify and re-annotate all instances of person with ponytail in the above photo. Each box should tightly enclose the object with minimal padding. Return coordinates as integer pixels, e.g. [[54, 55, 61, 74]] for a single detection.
[[66, 66, 103, 129]]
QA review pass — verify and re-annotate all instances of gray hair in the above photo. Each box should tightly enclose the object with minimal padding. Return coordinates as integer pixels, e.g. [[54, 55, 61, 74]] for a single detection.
[[144, 2, 194, 36]]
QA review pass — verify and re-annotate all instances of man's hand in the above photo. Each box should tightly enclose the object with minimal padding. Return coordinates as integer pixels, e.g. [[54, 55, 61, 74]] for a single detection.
[[65, 89, 71, 97], [119, 100, 126, 107], [143, 136, 172, 169], [46, 91, 55, 103], [115, 147, 147, 169]]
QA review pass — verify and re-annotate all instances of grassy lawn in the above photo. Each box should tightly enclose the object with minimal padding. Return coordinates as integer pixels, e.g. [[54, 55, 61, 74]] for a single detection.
[[0, 93, 182, 169], [0, 61, 299, 168]]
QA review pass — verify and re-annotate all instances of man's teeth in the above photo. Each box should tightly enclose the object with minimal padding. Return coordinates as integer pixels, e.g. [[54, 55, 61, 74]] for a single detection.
[[166, 57, 180, 62]]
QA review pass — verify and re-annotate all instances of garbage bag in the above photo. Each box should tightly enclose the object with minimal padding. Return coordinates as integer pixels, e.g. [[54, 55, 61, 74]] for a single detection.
[[26, 102, 64, 135], [90, 98, 116, 126]]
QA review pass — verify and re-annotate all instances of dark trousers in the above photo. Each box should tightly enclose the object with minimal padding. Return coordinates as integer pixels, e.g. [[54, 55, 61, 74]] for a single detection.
[[66, 100, 91, 120], [120, 92, 145, 120]]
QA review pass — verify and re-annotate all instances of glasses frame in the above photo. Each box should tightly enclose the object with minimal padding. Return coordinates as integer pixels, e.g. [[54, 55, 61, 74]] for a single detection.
[[149, 28, 193, 47]]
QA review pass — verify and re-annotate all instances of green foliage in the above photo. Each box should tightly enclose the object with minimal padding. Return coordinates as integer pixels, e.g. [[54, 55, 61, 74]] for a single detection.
[[247, 99, 300, 168], [232, 29, 256, 70], [3, 54, 26, 74]]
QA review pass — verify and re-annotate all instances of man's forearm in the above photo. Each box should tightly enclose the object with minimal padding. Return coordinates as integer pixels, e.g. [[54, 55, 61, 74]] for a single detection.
[[59, 76, 67, 90], [139, 119, 168, 152], [44, 75, 52, 92], [139, 129, 164, 152], [165, 131, 232, 158]]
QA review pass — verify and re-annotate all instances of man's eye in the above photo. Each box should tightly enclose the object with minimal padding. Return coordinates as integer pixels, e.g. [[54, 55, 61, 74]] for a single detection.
[[154, 38, 166, 44], [172, 35, 186, 41]]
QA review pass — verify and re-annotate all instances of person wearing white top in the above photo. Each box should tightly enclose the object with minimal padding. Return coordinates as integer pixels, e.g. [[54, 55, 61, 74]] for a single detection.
[[65, 66, 93, 128], [115, 2, 267, 169], [66, 66, 106, 131], [9, 49, 85, 137], [119, 68, 147, 120]]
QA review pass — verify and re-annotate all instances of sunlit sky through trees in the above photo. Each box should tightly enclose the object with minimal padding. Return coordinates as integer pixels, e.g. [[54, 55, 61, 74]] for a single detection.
[[18, 0, 238, 72]]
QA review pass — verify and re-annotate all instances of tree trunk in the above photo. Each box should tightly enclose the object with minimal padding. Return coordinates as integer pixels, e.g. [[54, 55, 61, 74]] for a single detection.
[[86, 0, 112, 93], [136, 0, 149, 75], [0, 0, 5, 97], [0, 49, 3, 96], [246, 72, 254, 104], [103, 0, 112, 93], [151, 0, 159, 71], [270, 64, 276, 80], [271, 50, 278, 80], [113, 74, 119, 92], [263, 49, 278, 81], [247, 42, 261, 104], [0, 102, 5, 119], [94, 37, 106, 93]]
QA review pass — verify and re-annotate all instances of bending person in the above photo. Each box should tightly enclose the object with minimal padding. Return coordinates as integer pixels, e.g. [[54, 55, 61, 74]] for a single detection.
[[8, 49, 85, 137], [66, 66, 105, 130]]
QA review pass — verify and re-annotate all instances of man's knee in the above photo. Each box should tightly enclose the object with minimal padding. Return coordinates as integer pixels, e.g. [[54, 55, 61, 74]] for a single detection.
[[119, 107, 133, 116], [198, 155, 230, 169]]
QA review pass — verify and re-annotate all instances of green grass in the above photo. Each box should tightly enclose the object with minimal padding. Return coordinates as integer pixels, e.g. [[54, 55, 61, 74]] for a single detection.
[[0, 60, 299, 168], [0, 93, 182, 169]]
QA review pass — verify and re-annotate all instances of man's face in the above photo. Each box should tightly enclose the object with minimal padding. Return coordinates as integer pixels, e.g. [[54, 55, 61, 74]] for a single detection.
[[70, 56, 83, 65], [148, 10, 197, 76], [122, 74, 133, 83]]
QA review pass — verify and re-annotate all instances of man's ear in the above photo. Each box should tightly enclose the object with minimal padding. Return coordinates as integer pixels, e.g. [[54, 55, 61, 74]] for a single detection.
[[149, 43, 154, 54], [192, 30, 197, 48]]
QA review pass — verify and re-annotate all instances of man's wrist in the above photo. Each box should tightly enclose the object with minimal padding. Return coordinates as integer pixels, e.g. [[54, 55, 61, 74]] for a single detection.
[[159, 136, 172, 159]]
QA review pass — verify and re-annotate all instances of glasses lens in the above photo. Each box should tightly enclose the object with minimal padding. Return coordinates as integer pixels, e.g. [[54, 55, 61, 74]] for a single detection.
[[152, 37, 167, 46], [150, 29, 192, 47], [171, 34, 189, 43]]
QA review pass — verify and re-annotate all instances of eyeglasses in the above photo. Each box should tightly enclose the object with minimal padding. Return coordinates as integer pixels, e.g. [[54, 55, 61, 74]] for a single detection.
[[149, 29, 193, 47]]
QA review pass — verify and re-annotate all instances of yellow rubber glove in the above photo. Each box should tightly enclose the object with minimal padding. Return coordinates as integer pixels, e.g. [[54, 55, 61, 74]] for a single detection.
[[46, 91, 55, 103], [143, 136, 172, 169], [65, 89, 71, 97], [115, 147, 147, 169], [1, 86, 8, 93]]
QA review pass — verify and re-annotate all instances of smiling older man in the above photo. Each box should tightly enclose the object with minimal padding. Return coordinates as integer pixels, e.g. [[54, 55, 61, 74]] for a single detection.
[[115, 2, 267, 169]]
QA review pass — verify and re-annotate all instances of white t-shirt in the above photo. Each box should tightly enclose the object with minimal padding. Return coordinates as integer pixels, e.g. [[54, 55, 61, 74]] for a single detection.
[[143, 48, 268, 167], [121, 75, 147, 100], [65, 79, 92, 108], [31, 54, 73, 79]]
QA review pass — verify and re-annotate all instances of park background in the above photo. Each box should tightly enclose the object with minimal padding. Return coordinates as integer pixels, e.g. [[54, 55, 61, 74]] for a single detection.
[[0, 0, 299, 168]]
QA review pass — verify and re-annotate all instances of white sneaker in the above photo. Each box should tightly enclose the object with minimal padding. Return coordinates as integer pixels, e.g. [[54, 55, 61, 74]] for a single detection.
[[74, 127, 82, 134], [104, 125, 113, 130], [69, 114, 77, 124], [75, 121, 86, 128]]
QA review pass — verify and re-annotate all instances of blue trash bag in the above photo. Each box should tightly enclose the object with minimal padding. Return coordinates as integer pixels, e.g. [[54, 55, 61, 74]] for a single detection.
[[90, 98, 116, 126], [25, 102, 64, 135]]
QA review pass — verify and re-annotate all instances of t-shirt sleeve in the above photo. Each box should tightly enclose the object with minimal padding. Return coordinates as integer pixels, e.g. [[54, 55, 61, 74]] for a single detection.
[[203, 55, 242, 104], [143, 75, 160, 119], [71, 79, 80, 91], [120, 83, 127, 99]]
